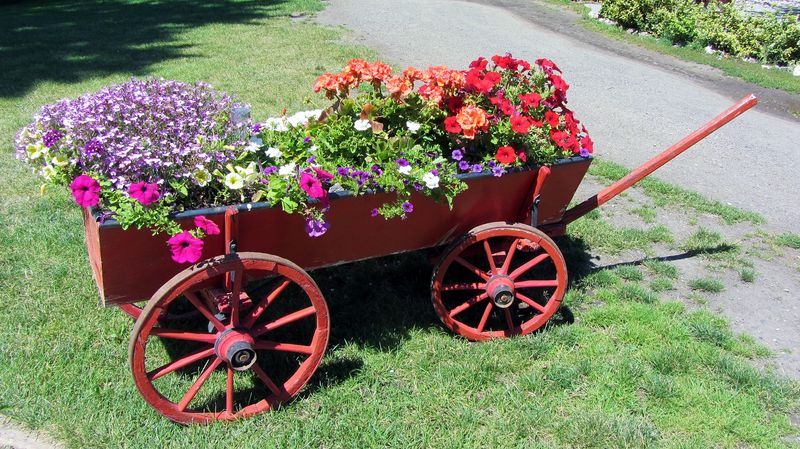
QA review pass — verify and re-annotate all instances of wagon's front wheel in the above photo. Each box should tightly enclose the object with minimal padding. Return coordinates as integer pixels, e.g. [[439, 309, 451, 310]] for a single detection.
[[129, 252, 329, 424], [431, 222, 567, 341]]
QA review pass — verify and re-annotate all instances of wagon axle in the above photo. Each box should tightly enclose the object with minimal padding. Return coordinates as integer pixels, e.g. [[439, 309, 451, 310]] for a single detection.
[[214, 328, 257, 371], [486, 275, 516, 309]]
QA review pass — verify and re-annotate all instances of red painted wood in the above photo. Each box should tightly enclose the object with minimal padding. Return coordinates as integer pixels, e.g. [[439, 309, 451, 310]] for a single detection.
[[85, 160, 590, 305], [561, 94, 758, 225]]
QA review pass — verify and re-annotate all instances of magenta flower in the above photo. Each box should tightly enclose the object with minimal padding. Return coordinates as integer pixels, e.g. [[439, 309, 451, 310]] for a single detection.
[[128, 182, 160, 205], [194, 215, 220, 235], [305, 217, 330, 237], [371, 208, 379, 217], [299, 172, 326, 199], [69, 175, 101, 207], [167, 231, 204, 263], [313, 167, 334, 181]]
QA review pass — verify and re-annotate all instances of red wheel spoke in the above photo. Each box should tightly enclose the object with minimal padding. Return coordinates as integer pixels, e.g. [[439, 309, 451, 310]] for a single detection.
[[441, 282, 485, 292], [251, 306, 316, 337], [448, 293, 489, 318], [504, 308, 515, 331], [243, 279, 291, 328], [148, 347, 215, 381], [226, 365, 235, 415], [516, 292, 547, 313], [483, 240, 497, 275], [455, 256, 490, 281], [509, 253, 550, 280], [515, 279, 559, 289], [150, 328, 217, 344], [177, 357, 222, 412], [499, 239, 519, 275], [254, 340, 314, 355], [252, 364, 286, 399], [477, 302, 493, 333], [229, 268, 243, 327], [184, 291, 225, 331]]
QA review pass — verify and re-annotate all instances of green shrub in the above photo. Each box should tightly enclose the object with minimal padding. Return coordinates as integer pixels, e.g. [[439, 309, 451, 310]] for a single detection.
[[599, 0, 800, 66]]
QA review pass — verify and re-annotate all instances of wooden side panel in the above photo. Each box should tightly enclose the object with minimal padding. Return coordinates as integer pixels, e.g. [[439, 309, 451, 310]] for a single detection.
[[89, 160, 590, 305]]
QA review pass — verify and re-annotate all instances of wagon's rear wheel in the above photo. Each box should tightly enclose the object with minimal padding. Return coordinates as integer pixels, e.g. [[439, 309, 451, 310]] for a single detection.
[[431, 222, 567, 341], [129, 252, 329, 424]]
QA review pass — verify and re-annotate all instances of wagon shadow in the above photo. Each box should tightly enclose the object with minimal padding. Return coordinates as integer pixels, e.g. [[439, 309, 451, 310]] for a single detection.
[[0, 0, 295, 98]]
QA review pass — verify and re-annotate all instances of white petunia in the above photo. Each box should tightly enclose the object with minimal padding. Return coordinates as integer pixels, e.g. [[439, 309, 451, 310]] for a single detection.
[[26, 142, 45, 160], [308, 145, 318, 153], [193, 168, 211, 187], [278, 162, 296, 177], [243, 139, 261, 153], [353, 119, 371, 131], [406, 121, 421, 133], [287, 109, 323, 127], [265, 146, 282, 158], [51, 154, 70, 167], [42, 165, 56, 180], [398, 165, 412, 175], [263, 117, 289, 132], [224, 172, 244, 190], [422, 172, 440, 189]]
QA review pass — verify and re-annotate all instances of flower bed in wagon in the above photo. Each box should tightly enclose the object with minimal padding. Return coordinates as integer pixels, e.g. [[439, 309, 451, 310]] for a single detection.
[[16, 54, 593, 264]]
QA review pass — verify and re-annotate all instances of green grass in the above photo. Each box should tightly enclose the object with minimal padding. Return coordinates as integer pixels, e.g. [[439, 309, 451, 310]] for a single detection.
[[614, 265, 644, 281], [569, 210, 673, 255], [776, 232, 800, 250], [739, 268, 757, 283], [539, 0, 800, 95], [649, 278, 674, 292], [631, 205, 657, 223], [1, 1, 798, 448], [643, 259, 679, 279], [689, 277, 725, 293], [589, 159, 765, 225]]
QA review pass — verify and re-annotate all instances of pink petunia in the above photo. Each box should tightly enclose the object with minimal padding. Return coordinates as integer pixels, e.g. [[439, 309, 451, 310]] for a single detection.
[[167, 231, 204, 264], [194, 215, 220, 235], [299, 172, 326, 199], [128, 181, 160, 205], [312, 167, 334, 181], [69, 175, 101, 207]]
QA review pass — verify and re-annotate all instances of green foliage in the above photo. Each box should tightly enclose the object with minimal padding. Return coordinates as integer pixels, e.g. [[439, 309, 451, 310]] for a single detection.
[[600, 0, 800, 66], [688, 277, 725, 293], [776, 232, 800, 249]]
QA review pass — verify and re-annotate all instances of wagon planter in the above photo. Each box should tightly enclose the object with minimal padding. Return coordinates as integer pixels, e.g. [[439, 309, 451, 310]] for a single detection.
[[76, 94, 758, 423]]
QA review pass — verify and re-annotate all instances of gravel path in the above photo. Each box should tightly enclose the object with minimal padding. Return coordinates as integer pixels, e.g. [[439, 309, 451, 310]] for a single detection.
[[0, 417, 62, 449], [317, 0, 800, 235]]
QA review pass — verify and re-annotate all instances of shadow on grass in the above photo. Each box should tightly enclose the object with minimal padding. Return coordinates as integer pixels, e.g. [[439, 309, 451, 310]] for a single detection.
[[0, 0, 296, 98]]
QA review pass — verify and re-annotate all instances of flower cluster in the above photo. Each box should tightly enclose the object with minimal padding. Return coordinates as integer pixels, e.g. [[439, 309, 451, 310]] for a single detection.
[[18, 55, 592, 265]]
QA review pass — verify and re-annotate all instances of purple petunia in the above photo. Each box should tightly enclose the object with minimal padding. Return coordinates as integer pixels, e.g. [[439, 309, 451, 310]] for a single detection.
[[42, 129, 63, 147], [305, 217, 330, 237], [263, 166, 278, 175], [492, 166, 505, 177], [458, 160, 470, 171], [371, 208, 379, 217], [471, 164, 483, 173], [402, 201, 414, 213], [579, 147, 590, 158], [451, 149, 463, 161], [396, 158, 409, 167]]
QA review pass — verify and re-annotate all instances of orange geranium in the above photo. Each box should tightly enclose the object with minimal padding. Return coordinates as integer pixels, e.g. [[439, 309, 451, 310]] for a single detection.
[[455, 105, 488, 139], [385, 75, 413, 100], [370, 61, 393, 82]]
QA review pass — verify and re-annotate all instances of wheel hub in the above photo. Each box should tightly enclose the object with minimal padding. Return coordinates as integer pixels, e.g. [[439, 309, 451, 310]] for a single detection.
[[215, 329, 257, 371], [485, 275, 515, 309]]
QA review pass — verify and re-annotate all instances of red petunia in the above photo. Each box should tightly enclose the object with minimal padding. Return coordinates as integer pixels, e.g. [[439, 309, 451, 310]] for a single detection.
[[510, 115, 531, 134], [518, 92, 541, 112], [495, 146, 517, 164], [469, 57, 489, 71], [549, 75, 569, 96], [167, 231, 204, 264], [492, 54, 516, 70], [545, 111, 561, 128], [535, 58, 561, 74], [194, 215, 220, 236], [444, 116, 462, 134], [581, 135, 594, 153], [517, 150, 527, 163]]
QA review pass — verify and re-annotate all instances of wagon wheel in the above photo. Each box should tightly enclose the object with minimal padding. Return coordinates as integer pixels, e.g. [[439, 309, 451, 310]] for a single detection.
[[431, 222, 567, 341], [129, 252, 329, 424]]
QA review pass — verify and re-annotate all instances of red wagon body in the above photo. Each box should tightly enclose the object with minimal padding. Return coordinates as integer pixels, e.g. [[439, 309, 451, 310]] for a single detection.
[[84, 158, 591, 305]]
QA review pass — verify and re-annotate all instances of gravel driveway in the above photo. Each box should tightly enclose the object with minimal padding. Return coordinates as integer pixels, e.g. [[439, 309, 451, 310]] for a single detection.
[[317, 0, 800, 234]]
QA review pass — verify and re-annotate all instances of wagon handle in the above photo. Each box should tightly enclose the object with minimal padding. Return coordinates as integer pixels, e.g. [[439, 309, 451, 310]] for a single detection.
[[561, 94, 758, 225]]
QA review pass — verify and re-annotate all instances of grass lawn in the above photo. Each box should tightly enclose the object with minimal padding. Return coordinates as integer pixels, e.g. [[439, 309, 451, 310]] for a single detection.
[[1, 1, 798, 447]]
